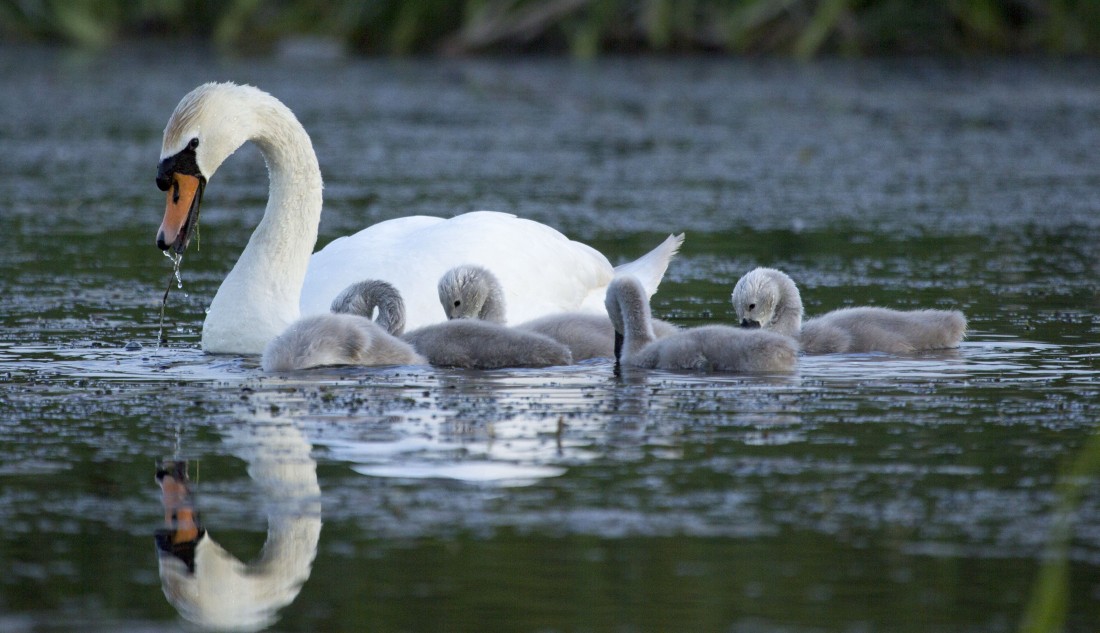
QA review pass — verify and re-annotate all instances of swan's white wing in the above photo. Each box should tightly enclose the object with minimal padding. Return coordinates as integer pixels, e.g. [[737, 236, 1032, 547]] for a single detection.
[[614, 232, 684, 292], [577, 232, 685, 312], [299, 211, 614, 331]]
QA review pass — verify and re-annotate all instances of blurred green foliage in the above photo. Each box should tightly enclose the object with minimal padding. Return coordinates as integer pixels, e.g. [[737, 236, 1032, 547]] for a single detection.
[[1019, 430, 1100, 633], [3, 0, 1100, 57]]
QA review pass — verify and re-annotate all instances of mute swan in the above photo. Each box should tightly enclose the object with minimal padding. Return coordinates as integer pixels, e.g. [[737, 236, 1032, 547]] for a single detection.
[[605, 276, 798, 372], [730, 267, 967, 354], [156, 418, 320, 631], [439, 263, 681, 361], [325, 275, 572, 369], [155, 82, 683, 355]]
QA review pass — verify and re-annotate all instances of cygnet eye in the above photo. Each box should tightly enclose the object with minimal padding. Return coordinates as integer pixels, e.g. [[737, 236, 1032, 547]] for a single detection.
[[748, 303, 756, 311], [454, 300, 461, 307]]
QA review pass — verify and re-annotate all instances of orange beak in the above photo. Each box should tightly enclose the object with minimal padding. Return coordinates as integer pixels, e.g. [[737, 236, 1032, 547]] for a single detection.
[[156, 173, 203, 254], [156, 461, 202, 544]]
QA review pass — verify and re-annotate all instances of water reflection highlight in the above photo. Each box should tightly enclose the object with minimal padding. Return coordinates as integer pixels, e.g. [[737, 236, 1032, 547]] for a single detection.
[[155, 414, 321, 632]]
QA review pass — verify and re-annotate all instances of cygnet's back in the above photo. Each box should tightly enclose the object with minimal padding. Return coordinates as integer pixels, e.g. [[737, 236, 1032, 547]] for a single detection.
[[631, 325, 798, 372], [440, 264, 678, 361], [606, 275, 797, 373], [262, 313, 426, 371], [802, 307, 967, 354], [403, 320, 572, 369], [516, 313, 681, 361], [730, 267, 966, 354]]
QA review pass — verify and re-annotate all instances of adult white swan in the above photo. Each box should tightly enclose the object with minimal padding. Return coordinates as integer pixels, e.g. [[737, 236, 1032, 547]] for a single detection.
[[155, 82, 684, 354]]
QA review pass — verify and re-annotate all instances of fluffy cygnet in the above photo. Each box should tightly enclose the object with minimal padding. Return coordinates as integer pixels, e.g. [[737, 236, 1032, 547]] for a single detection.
[[403, 320, 573, 369], [605, 275, 798, 373], [328, 275, 571, 369], [261, 279, 426, 371], [439, 264, 679, 361], [261, 316, 426, 371], [730, 267, 967, 354]]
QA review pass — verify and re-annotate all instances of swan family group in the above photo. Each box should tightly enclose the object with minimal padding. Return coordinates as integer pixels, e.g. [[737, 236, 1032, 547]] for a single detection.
[[154, 82, 966, 374]]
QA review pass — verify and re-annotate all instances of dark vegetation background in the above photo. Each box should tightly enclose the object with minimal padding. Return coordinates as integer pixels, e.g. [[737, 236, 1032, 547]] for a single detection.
[[2, 0, 1099, 57]]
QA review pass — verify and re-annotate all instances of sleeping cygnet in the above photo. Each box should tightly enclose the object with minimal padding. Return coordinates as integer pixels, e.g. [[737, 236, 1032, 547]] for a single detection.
[[439, 264, 679, 361], [261, 280, 426, 371], [730, 267, 967, 354], [605, 275, 798, 373]]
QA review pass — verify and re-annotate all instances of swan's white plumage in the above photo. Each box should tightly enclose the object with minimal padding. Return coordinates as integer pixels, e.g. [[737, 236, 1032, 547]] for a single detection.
[[161, 83, 322, 354], [160, 82, 682, 354], [301, 213, 676, 331]]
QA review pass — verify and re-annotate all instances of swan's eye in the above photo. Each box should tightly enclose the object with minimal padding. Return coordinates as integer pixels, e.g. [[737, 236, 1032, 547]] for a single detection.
[[454, 300, 461, 307], [748, 303, 756, 311], [188, 137, 199, 150]]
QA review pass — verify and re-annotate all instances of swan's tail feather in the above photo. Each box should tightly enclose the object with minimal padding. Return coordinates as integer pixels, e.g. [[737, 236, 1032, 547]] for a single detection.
[[613, 233, 685, 297]]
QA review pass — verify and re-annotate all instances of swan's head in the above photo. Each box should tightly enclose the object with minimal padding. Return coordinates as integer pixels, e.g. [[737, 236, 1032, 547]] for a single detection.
[[155, 82, 273, 254], [731, 267, 801, 331], [438, 265, 506, 322]]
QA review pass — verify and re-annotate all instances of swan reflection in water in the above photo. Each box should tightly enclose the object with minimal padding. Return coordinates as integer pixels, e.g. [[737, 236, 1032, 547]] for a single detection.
[[155, 418, 322, 631]]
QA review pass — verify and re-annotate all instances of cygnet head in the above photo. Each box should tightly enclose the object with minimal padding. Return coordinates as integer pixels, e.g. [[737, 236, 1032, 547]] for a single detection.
[[730, 267, 804, 338], [437, 265, 506, 323], [155, 82, 306, 254]]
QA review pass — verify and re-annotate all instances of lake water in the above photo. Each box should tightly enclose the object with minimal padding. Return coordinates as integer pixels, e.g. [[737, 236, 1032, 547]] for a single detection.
[[1, 45, 1098, 632]]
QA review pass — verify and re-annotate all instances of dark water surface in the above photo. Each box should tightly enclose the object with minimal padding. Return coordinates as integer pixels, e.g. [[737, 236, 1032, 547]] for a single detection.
[[1, 45, 1099, 632]]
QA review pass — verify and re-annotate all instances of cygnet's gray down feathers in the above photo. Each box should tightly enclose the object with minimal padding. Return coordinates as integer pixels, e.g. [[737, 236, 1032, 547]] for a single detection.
[[606, 275, 797, 373], [730, 267, 966, 354], [262, 313, 426, 371]]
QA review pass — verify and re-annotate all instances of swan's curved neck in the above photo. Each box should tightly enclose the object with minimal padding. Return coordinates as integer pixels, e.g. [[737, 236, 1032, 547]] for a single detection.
[[203, 102, 323, 355]]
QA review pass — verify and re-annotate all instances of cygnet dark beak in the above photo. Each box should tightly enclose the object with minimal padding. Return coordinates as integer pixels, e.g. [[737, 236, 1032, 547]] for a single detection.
[[740, 318, 761, 329]]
